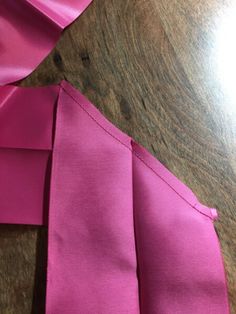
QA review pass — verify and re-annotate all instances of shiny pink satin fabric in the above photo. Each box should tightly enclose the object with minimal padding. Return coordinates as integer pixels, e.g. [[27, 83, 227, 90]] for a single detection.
[[0, 0, 93, 85], [0, 80, 230, 313]]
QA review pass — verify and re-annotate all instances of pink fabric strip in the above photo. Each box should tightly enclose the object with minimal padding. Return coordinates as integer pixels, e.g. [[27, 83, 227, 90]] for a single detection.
[[0, 0, 93, 85], [47, 81, 229, 313], [0, 84, 59, 225], [0, 81, 230, 313], [46, 82, 140, 313], [132, 143, 229, 313]]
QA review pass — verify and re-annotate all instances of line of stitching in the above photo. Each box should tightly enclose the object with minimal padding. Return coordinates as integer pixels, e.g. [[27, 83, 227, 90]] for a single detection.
[[60, 84, 213, 220]]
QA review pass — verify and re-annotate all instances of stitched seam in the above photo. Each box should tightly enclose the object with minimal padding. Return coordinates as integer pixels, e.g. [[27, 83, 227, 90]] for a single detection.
[[192, 202, 214, 219], [132, 151, 212, 220], [61, 85, 131, 151], [61, 85, 213, 220]]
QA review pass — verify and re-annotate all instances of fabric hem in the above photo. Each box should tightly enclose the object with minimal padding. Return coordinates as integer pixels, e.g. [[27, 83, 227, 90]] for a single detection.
[[60, 80, 217, 221]]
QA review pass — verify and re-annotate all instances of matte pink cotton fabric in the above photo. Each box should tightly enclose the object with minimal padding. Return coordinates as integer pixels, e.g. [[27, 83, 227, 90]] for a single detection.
[[0, 80, 230, 313], [0, 0, 93, 85]]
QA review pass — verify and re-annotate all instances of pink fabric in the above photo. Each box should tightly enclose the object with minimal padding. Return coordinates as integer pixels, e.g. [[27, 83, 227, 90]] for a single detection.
[[0, 80, 230, 313], [0, 84, 59, 225], [0, 0, 93, 85]]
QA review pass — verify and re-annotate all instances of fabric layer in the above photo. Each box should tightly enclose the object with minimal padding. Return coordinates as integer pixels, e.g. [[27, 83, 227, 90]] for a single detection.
[[132, 141, 229, 313], [0, 81, 230, 313], [46, 84, 140, 313], [0, 0, 93, 85], [0, 84, 59, 225]]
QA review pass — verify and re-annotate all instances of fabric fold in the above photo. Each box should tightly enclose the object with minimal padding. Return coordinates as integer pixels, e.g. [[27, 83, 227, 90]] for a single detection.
[[0, 80, 230, 313], [46, 82, 140, 313], [0, 0, 93, 85], [25, 0, 94, 28], [131, 139, 229, 314], [0, 84, 59, 225]]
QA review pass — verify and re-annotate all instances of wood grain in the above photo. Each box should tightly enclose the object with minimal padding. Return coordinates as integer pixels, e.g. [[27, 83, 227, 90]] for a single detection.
[[0, 0, 235, 312]]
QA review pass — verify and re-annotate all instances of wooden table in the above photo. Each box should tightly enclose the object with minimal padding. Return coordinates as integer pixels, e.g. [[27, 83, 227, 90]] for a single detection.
[[0, 0, 235, 313]]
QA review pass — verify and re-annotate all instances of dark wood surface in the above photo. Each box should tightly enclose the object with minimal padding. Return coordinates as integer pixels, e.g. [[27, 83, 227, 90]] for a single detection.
[[0, 0, 235, 313]]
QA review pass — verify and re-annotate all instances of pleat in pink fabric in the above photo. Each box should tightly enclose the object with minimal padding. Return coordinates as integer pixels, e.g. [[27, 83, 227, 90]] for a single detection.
[[0, 0, 93, 85], [0, 80, 230, 313]]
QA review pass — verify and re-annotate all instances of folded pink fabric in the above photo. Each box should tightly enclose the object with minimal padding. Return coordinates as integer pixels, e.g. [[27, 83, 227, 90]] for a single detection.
[[0, 0, 93, 85], [0, 80, 230, 313]]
